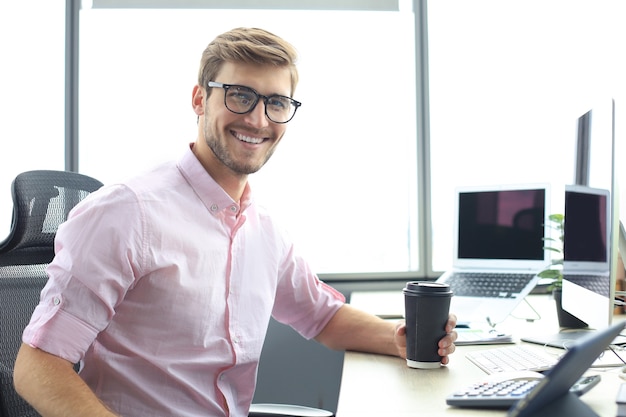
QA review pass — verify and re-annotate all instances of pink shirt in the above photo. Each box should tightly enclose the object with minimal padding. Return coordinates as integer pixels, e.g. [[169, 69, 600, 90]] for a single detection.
[[22, 146, 345, 417]]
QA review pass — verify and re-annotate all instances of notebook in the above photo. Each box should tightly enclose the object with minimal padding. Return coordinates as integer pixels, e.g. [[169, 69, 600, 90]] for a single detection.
[[436, 184, 550, 327]]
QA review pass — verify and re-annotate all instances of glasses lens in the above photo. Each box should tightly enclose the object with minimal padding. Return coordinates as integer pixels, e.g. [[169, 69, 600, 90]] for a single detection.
[[265, 96, 297, 123], [224, 85, 258, 114]]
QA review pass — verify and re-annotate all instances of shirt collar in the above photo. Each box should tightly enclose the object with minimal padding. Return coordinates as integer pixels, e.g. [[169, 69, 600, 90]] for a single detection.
[[177, 144, 253, 215]]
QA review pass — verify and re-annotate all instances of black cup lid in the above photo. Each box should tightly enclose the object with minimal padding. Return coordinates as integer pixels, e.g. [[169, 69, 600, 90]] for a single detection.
[[403, 281, 452, 295]]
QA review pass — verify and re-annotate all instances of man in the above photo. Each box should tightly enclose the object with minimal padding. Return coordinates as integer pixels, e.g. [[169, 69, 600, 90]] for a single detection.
[[14, 27, 457, 417]]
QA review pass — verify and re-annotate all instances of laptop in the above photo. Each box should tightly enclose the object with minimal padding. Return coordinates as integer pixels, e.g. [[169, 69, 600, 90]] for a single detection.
[[521, 185, 626, 347], [437, 184, 550, 326], [560, 185, 612, 297]]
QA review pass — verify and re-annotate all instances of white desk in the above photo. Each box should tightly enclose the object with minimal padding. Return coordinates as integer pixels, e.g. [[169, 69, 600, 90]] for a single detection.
[[338, 292, 624, 417]]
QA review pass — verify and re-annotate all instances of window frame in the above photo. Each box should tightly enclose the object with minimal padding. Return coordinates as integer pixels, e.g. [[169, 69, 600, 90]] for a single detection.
[[66, 0, 435, 281]]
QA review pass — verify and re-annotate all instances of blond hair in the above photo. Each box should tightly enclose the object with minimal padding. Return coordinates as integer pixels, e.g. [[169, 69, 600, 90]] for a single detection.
[[198, 27, 299, 96]]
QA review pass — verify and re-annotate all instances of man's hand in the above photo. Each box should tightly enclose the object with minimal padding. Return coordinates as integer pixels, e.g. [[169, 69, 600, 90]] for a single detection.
[[393, 314, 458, 364]]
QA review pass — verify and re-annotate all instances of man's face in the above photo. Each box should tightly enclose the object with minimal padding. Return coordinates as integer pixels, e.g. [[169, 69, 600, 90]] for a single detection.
[[196, 62, 292, 177]]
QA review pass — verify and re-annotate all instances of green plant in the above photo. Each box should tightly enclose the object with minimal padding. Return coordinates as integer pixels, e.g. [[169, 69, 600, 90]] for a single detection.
[[537, 213, 564, 290]]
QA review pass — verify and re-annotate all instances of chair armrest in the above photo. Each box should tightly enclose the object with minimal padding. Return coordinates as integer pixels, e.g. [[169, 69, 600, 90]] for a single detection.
[[248, 403, 333, 417]]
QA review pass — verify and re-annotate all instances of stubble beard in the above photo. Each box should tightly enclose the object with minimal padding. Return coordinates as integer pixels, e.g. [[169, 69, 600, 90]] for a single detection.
[[203, 121, 275, 175]]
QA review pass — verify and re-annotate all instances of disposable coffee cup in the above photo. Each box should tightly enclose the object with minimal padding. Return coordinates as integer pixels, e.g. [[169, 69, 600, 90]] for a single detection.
[[403, 281, 453, 369]]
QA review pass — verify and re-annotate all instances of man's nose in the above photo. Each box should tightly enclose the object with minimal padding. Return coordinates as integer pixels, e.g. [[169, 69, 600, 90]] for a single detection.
[[243, 99, 270, 128]]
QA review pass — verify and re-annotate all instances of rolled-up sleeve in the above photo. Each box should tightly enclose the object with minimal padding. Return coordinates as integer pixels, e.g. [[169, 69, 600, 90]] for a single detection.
[[272, 243, 345, 340], [22, 184, 145, 364]]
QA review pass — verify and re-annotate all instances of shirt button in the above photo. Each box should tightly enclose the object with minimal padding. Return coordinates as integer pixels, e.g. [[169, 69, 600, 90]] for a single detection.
[[210, 204, 218, 212], [53, 297, 61, 306], [230, 205, 238, 213]]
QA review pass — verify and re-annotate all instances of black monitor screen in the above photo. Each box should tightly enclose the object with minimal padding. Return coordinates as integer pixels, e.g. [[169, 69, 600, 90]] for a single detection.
[[457, 189, 545, 260], [563, 190, 607, 263]]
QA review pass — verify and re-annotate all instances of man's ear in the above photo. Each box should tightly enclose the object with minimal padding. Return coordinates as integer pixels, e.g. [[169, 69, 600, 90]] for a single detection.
[[192, 85, 205, 116]]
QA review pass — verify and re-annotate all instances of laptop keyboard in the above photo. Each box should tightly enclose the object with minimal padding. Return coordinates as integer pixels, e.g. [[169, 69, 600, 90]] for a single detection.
[[444, 272, 536, 298], [466, 345, 559, 374], [563, 274, 611, 297]]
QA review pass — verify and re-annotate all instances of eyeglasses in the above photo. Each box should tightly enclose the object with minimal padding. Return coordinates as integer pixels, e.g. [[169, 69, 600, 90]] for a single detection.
[[208, 81, 301, 124]]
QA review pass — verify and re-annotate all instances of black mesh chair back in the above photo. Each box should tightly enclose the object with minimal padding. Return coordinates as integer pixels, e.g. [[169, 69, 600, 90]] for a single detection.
[[0, 276, 47, 417], [0, 170, 103, 268]]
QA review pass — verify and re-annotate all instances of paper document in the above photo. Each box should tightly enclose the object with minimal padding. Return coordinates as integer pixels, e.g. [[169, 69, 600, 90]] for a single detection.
[[455, 328, 514, 345]]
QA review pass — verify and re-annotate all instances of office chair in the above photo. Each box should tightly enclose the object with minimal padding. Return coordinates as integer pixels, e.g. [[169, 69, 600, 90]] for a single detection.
[[0, 170, 103, 268], [0, 170, 101, 416]]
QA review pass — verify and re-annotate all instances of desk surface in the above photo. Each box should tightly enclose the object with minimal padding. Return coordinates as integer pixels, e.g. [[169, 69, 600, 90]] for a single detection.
[[338, 292, 624, 417]]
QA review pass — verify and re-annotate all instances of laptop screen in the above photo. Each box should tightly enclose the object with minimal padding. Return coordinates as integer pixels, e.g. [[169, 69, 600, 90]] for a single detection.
[[563, 187, 608, 263], [457, 188, 546, 261]]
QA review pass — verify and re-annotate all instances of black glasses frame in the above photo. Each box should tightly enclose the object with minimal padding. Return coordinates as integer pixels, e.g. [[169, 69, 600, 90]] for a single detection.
[[207, 81, 301, 124]]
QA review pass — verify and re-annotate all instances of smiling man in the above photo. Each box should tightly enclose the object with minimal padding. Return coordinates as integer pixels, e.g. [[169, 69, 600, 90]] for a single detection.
[[13, 27, 457, 417]]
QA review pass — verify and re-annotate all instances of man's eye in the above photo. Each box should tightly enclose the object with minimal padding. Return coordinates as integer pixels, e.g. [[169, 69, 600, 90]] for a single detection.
[[233, 92, 254, 104], [268, 97, 289, 110]]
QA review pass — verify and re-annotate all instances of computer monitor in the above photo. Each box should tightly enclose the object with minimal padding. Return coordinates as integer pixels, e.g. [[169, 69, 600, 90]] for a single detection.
[[561, 99, 620, 331]]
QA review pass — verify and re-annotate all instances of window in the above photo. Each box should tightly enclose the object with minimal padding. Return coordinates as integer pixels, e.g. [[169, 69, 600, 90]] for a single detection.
[[427, 0, 626, 272], [79, 6, 420, 276], [6, 1, 622, 277], [0, 0, 65, 237]]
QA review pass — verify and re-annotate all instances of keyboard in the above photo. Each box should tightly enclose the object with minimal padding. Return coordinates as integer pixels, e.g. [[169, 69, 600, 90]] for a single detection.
[[563, 274, 611, 297], [466, 345, 559, 374], [447, 372, 543, 408], [443, 272, 535, 298], [446, 373, 601, 408]]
